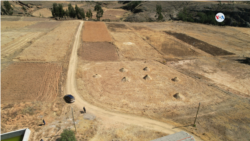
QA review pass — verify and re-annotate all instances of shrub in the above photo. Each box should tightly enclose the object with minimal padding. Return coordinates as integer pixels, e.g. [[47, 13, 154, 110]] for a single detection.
[[59, 129, 76, 141], [2, 1, 13, 15], [156, 4, 163, 21]]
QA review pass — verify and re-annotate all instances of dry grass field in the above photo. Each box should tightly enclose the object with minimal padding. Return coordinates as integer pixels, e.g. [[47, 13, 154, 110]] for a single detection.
[[1, 21, 38, 31], [32, 8, 52, 18], [82, 21, 112, 42], [15, 21, 79, 62], [1, 62, 62, 103]]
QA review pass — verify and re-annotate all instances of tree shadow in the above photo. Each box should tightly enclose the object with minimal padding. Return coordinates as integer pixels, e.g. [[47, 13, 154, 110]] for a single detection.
[[38, 124, 44, 126], [236, 57, 250, 65]]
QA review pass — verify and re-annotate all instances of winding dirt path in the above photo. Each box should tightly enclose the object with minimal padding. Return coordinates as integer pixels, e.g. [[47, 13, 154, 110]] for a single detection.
[[66, 21, 203, 141]]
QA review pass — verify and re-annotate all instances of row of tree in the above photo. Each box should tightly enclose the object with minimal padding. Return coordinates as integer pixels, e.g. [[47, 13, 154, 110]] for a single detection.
[[1, 1, 13, 15], [51, 3, 103, 20]]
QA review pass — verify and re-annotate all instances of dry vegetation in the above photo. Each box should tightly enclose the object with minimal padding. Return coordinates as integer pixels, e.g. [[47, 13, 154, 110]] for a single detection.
[[1, 21, 38, 31], [15, 21, 79, 62], [1, 62, 62, 103]]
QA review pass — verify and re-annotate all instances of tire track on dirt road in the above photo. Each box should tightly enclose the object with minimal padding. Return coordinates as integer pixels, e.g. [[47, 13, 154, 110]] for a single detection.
[[66, 21, 203, 141]]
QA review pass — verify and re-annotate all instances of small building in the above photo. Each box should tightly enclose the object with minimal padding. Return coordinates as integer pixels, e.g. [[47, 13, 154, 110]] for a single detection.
[[151, 131, 195, 141], [1, 128, 31, 141]]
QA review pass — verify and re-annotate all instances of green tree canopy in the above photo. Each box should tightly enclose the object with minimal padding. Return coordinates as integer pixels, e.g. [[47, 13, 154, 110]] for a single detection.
[[156, 4, 163, 21], [2, 1, 13, 15], [94, 4, 103, 20]]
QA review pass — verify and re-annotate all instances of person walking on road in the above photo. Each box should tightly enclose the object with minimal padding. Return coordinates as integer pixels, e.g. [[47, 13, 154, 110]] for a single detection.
[[43, 119, 45, 125], [83, 107, 86, 113]]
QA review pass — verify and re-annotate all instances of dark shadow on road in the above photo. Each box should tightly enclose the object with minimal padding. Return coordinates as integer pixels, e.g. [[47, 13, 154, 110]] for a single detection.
[[236, 57, 250, 65]]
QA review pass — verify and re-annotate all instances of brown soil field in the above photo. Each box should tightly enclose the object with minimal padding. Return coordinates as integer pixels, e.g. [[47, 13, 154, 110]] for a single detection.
[[1, 62, 62, 104], [106, 23, 131, 32], [1, 32, 44, 59], [139, 22, 250, 57], [93, 9, 128, 21], [27, 21, 61, 29], [22, 17, 51, 21], [78, 42, 119, 61], [32, 8, 52, 18], [82, 21, 112, 42], [132, 26, 202, 58], [1, 21, 38, 31], [165, 32, 234, 56], [110, 31, 163, 61], [15, 21, 79, 62]]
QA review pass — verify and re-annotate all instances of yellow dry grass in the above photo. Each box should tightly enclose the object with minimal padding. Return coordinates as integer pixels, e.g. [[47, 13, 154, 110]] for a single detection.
[[15, 21, 79, 62], [1, 21, 37, 30], [32, 8, 52, 18]]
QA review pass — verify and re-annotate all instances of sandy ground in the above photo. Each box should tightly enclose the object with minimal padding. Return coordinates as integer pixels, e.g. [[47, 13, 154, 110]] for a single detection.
[[32, 8, 52, 18], [82, 21, 112, 42], [92, 9, 129, 21], [15, 21, 79, 62]]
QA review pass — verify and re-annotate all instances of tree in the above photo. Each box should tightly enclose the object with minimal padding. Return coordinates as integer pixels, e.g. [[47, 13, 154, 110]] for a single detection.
[[59, 129, 76, 141], [2, 1, 13, 15], [68, 3, 76, 18], [75, 4, 80, 19], [94, 4, 103, 20], [58, 4, 64, 18], [51, 3, 59, 18], [79, 8, 85, 19], [156, 4, 163, 21], [86, 9, 92, 19]]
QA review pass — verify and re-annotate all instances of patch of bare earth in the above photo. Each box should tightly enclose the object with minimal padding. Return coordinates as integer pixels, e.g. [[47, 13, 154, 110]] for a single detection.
[[78, 42, 119, 61], [26, 21, 61, 29], [32, 8, 52, 18], [82, 21, 112, 42]]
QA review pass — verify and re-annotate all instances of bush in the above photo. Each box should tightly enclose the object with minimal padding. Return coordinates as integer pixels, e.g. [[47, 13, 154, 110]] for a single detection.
[[59, 129, 76, 141], [156, 5, 163, 21], [2, 1, 13, 15], [177, 7, 193, 22]]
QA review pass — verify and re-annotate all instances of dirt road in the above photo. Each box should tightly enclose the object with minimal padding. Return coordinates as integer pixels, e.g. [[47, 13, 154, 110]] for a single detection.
[[66, 21, 203, 141]]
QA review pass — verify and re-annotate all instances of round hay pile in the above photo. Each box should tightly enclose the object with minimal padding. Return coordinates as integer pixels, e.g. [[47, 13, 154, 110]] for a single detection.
[[93, 74, 101, 78], [143, 67, 149, 71], [119, 68, 128, 72], [121, 77, 130, 82], [173, 93, 181, 99], [171, 77, 179, 82], [143, 75, 151, 80]]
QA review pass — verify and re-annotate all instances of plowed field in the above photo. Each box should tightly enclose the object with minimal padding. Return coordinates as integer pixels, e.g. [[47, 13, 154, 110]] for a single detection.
[[82, 22, 112, 42], [78, 42, 119, 61], [1, 63, 62, 104]]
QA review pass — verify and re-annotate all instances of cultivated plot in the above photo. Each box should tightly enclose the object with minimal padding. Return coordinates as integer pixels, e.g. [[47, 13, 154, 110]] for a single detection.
[[132, 26, 202, 58], [1, 62, 62, 104], [1, 21, 38, 31], [27, 21, 61, 29], [110, 31, 163, 60], [78, 42, 119, 61], [82, 21, 112, 42], [15, 21, 79, 62], [1, 32, 43, 59]]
